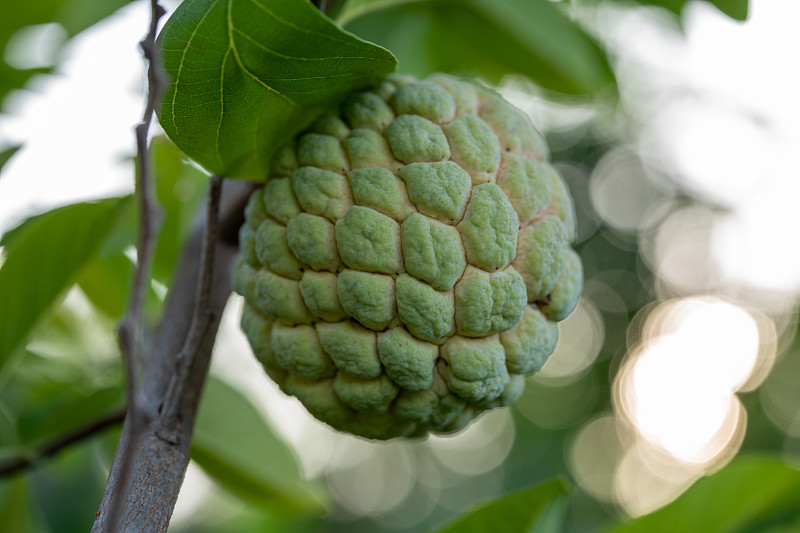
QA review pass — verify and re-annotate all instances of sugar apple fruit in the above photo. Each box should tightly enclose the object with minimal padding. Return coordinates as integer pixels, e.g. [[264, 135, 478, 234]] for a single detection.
[[233, 73, 582, 440]]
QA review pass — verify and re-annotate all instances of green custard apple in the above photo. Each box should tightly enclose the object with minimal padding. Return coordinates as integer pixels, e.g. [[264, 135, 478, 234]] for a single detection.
[[233, 73, 583, 440]]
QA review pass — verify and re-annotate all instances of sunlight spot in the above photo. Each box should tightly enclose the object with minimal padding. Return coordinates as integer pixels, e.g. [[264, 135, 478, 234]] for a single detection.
[[568, 414, 626, 502], [326, 440, 415, 515], [617, 298, 762, 464], [428, 409, 515, 476]]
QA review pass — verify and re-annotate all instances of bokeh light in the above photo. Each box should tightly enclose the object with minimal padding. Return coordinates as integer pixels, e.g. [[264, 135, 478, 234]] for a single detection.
[[535, 298, 605, 382], [641, 205, 720, 297], [601, 297, 778, 515], [617, 298, 762, 463], [566, 297, 777, 517], [712, 181, 800, 298], [589, 147, 674, 234], [427, 410, 515, 477], [325, 440, 416, 516], [4, 23, 68, 70], [568, 414, 627, 503]]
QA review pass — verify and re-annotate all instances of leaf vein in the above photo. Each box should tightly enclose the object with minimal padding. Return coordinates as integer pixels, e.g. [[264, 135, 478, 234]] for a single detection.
[[171, 0, 221, 135], [232, 28, 386, 63], [216, 47, 230, 166], [227, 0, 302, 110], [247, 0, 353, 45]]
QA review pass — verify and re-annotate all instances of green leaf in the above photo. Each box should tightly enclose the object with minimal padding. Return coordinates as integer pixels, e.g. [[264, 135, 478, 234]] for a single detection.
[[191, 375, 327, 515], [531, 494, 570, 533], [0, 197, 128, 370], [76, 253, 136, 319], [607, 456, 800, 533], [0, 478, 45, 533], [336, 0, 407, 24], [28, 423, 119, 533], [157, 0, 397, 181], [578, 0, 747, 21], [0, 401, 19, 450], [0, 145, 22, 177], [16, 384, 123, 449], [708, 0, 748, 20], [436, 478, 569, 533], [342, 0, 614, 95], [624, 0, 687, 16], [151, 136, 209, 283], [0, 299, 123, 457]]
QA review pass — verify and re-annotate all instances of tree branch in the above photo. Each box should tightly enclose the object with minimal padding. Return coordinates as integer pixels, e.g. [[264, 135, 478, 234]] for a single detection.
[[157, 175, 223, 444], [0, 409, 125, 477], [92, 179, 257, 533], [110, 0, 167, 528]]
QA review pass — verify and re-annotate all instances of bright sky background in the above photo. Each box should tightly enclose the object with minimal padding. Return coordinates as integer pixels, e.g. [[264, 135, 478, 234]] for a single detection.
[[0, 2, 149, 233]]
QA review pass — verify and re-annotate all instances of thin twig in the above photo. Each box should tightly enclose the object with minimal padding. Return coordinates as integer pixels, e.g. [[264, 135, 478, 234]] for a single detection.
[[109, 0, 167, 529], [156, 175, 224, 444], [0, 409, 126, 477]]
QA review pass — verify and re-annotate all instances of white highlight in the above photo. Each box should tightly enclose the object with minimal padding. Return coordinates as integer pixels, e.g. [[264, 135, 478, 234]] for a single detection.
[[622, 299, 759, 464]]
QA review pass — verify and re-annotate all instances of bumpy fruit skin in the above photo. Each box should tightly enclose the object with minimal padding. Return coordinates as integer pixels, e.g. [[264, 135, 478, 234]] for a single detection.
[[234, 73, 582, 440]]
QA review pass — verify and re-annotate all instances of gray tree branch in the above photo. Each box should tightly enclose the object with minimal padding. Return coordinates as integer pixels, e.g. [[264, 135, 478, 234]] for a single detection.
[[111, 0, 167, 527], [92, 179, 256, 533]]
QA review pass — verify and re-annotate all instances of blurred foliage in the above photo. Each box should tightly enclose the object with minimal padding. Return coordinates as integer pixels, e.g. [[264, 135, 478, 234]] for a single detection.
[[436, 478, 569, 533], [149, 137, 210, 284], [630, 0, 747, 20], [0, 145, 21, 177], [0, 0, 135, 116], [607, 456, 800, 533], [340, 0, 615, 95], [5, 0, 794, 532], [191, 376, 328, 515], [0, 197, 130, 370]]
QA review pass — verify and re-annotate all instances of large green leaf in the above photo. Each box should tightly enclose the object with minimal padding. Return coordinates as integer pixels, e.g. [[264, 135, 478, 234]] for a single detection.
[[436, 478, 569, 533], [191, 375, 327, 515], [0, 197, 129, 371], [157, 0, 397, 181], [607, 456, 800, 533], [341, 0, 614, 95]]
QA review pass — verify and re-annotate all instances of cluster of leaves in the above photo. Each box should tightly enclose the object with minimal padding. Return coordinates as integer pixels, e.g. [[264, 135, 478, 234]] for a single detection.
[[4, 0, 790, 532]]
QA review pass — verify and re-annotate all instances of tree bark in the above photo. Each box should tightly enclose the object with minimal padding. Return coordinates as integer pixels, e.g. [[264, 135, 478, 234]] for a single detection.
[[92, 179, 256, 532]]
